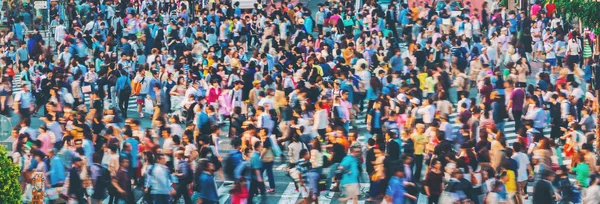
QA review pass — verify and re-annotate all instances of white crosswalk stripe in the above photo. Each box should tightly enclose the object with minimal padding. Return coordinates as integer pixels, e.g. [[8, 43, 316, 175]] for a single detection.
[[351, 112, 551, 146], [11, 76, 138, 110]]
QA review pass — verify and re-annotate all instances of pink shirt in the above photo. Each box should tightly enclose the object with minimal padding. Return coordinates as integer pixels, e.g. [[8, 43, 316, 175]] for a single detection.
[[340, 100, 352, 121], [38, 133, 53, 154], [206, 87, 221, 104]]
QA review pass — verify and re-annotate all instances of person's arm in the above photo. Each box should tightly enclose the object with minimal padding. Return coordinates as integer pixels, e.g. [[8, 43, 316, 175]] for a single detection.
[[112, 176, 126, 195]]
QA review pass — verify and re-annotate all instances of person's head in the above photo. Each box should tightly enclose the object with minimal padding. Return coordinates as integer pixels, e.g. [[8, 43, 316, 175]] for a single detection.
[[253, 141, 262, 152], [120, 157, 131, 169], [431, 158, 442, 170], [350, 146, 361, 157], [72, 157, 83, 167], [299, 149, 310, 160], [541, 169, 555, 181], [155, 153, 167, 165]]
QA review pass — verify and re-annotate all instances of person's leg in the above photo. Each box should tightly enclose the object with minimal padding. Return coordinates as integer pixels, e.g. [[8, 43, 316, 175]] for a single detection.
[[428, 195, 440, 204], [326, 163, 339, 191], [512, 110, 523, 133], [265, 161, 275, 190], [248, 178, 258, 203], [181, 183, 192, 204], [414, 154, 424, 182]]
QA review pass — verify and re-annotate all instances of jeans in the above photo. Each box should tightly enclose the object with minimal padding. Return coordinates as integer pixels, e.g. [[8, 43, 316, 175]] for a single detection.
[[326, 163, 340, 191], [261, 161, 275, 189], [152, 194, 170, 204]]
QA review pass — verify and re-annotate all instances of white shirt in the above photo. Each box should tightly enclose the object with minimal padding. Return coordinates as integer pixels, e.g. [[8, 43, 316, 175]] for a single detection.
[[418, 104, 436, 124], [511, 152, 530, 182], [54, 25, 67, 43]]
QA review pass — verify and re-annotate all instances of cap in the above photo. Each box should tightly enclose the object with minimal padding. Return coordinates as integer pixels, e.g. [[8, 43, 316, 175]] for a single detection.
[[252, 80, 261, 85]]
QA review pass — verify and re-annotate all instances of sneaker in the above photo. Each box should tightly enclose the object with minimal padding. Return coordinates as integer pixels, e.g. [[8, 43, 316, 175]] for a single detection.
[[140, 113, 144, 118], [266, 188, 275, 193]]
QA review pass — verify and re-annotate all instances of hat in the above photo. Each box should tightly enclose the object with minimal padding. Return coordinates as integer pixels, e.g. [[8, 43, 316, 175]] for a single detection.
[[252, 80, 261, 85]]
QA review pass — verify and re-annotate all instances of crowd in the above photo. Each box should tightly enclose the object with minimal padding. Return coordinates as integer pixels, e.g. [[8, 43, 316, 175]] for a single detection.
[[2, 0, 600, 203]]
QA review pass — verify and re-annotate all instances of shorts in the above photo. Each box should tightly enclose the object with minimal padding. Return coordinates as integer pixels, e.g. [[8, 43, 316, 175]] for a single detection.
[[344, 183, 360, 198], [307, 171, 320, 196], [546, 58, 557, 66], [137, 94, 147, 104]]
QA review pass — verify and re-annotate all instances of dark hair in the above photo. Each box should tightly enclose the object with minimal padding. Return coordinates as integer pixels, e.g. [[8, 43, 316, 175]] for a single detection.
[[299, 149, 309, 158]]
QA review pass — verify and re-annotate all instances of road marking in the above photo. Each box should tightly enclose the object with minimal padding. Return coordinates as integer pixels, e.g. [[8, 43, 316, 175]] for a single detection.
[[318, 192, 335, 204], [276, 164, 288, 171], [217, 183, 232, 204], [279, 182, 299, 204]]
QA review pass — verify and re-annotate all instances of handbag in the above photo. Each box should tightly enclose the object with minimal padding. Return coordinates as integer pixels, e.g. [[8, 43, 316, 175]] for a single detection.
[[144, 98, 154, 114], [269, 135, 282, 157], [82, 85, 92, 94], [511, 53, 521, 62], [64, 93, 75, 104]]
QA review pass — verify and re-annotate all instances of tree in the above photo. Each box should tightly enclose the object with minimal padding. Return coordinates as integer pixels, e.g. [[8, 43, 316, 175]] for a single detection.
[[553, 0, 600, 150], [0, 145, 21, 203], [553, 0, 600, 51]]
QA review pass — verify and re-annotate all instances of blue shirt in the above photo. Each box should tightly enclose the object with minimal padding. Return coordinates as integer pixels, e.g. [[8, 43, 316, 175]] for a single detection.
[[148, 78, 160, 99], [195, 172, 218, 202], [16, 91, 33, 108], [49, 156, 65, 185], [339, 155, 359, 185], [16, 48, 28, 62], [82, 139, 94, 167], [123, 138, 139, 168], [145, 164, 174, 195], [370, 110, 382, 128], [114, 76, 131, 93], [250, 152, 262, 179], [386, 176, 407, 204], [195, 111, 209, 130]]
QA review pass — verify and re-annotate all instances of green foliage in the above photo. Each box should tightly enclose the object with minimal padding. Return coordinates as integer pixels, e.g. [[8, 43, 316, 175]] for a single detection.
[[554, 0, 600, 34], [0, 145, 22, 204]]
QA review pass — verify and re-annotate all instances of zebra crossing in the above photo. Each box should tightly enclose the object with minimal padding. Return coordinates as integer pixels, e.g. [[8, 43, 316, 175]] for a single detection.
[[10, 76, 138, 111], [351, 112, 552, 147], [212, 179, 553, 204]]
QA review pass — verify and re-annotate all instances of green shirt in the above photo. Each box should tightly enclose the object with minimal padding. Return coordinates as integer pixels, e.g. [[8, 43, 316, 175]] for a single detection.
[[572, 163, 590, 188]]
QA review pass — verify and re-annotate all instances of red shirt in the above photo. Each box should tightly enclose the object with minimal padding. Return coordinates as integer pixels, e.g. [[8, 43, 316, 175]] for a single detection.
[[231, 188, 249, 204]]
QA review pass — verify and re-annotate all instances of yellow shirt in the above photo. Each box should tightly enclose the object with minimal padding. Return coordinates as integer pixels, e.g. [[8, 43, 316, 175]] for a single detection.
[[417, 73, 428, 90], [505, 170, 517, 193], [412, 133, 428, 155]]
